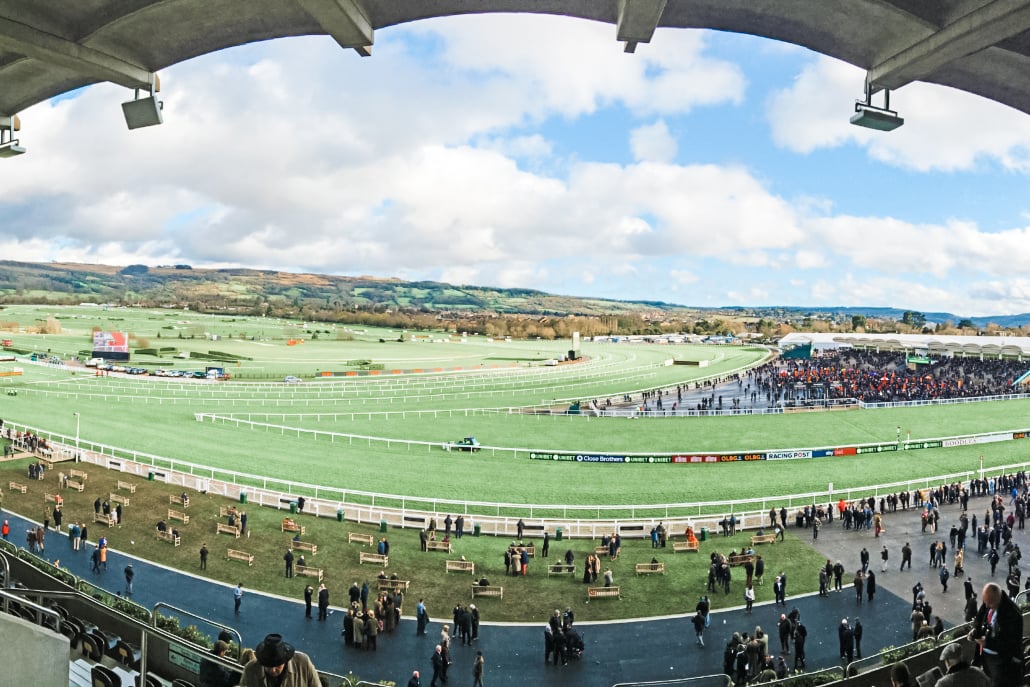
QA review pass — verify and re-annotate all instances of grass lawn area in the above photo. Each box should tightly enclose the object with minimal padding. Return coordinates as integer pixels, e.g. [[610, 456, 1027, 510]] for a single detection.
[[0, 457, 826, 622]]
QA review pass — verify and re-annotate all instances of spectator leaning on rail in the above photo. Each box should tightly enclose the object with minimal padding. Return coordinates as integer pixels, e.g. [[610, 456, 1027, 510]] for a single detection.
[[240, 633, 320, 687]]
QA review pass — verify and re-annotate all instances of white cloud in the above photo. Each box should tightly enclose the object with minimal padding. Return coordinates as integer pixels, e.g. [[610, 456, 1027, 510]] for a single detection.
[[630, 120, 678, 163], [767, 55, 1030, 172]]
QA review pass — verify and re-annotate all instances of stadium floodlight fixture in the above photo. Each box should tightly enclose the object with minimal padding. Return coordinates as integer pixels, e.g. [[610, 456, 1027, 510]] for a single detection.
[[0, 114, 25, 157], [122, 74, 164, 130], [850, 83, 904, 132]]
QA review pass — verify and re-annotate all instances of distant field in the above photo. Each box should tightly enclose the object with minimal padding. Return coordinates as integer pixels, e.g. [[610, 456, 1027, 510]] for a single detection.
[[2, 305, 1030, 509]]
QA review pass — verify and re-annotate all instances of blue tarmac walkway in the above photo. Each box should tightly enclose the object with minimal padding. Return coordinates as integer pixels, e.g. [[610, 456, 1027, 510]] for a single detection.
[[0, 498, 1003, 687]]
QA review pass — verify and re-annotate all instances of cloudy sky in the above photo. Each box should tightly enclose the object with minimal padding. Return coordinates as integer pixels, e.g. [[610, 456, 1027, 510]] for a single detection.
[[4, 14, 1030, 316]]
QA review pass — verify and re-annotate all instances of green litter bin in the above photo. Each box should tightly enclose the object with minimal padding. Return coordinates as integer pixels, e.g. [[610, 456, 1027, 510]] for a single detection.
[[700, 527, 708, 541], [555, 527, 563, 541], [239, 492, 247, 504], [336, 509, 344, 522], [147, 471, 154, 481], [289, 501, 298, 514], [473, 523, 481, 537], [379, 519, 388, 533]]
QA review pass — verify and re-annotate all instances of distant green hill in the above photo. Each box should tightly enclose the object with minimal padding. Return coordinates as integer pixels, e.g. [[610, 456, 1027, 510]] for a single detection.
[[0, 260, 692, 317], [4, 260, 1028, 328]]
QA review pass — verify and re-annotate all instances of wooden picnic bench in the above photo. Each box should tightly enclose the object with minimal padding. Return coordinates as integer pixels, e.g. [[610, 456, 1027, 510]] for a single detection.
[[92, 512, 115, 527], [297, 565, 323, 582], [219, 506, 237, 518], [728, 553, 755, 567], [156, 530, 180, 546], [227, 549, 254, 566], [673, 541, 699, 553], [518, 545, 536, 557], [359, 552, 389, 566], [426, 539, 451, 553], [377, 579, 411, 593], [636, 562, 665, 575], [291, 540, 318, 555], [8, 481, 26, 494], [751, 533, 777, 545], [109, 492, 130, 507], [116, 480, 136, 493], [44, 492, 64, 505], [471, 585, 504, 600], [168, 509, 190, 524], [587, 586, 621, 599], [594, 546, 609, 556], [547, 563, 576, 576], [348, 532, 374, 546], [69, 469, 88, 481], [281, 518, 305, 535], [169, 494, 189, 507], [445, 559, 476, 574], [66, 479, 85, 492], [217, 523, 240, 538]]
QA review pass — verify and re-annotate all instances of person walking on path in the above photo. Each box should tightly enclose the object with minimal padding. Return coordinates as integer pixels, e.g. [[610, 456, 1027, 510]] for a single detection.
[[866, 570, 876, 604], [940, 565, 950, 593], [691, 609, 706, 647], [430, 645, 445, 687], [854, 570, 864, 605], [472, 651, 484, 687], [304, 585, 314, 619], [124, 564, 134, 596], [233, 583, 243, 615], [417, 599, 430, 636], [199, 543, 208, 570], [901, 543, 912, 570], [880, 546, 889, 572]]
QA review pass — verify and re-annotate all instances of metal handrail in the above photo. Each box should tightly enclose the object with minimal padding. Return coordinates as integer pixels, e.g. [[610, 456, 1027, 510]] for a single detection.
[[152, 601, 242, 649], [0, 585, 61, 629], [611, 675, 734, 687]]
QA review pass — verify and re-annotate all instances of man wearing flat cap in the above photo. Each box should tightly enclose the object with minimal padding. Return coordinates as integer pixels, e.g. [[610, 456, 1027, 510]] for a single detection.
[[934, 642, 989, 687], [240, 633, 320, 686]]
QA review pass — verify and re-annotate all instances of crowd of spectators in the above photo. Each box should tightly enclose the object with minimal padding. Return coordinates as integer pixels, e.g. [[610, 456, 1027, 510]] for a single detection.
[[750, 350, 1029, 405]]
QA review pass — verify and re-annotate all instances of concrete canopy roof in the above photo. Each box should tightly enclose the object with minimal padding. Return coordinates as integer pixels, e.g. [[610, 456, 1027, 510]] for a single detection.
[[2, 1, 1030, 121]]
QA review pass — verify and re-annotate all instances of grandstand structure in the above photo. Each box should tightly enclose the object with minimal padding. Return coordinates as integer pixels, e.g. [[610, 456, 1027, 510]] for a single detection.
[[780, 332, 1030, 358]]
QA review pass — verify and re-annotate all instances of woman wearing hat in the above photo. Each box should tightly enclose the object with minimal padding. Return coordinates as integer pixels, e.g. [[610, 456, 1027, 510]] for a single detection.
[[240, 634, 320, 686]]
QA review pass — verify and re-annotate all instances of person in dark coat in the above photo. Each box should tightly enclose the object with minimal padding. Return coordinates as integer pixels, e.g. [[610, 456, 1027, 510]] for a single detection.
[[303, 584, 313, 619], [284, 548, 294, 578], [430, 645, 446, 687], [317, 583, 330, 621]]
